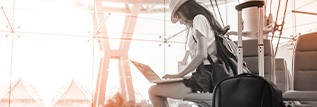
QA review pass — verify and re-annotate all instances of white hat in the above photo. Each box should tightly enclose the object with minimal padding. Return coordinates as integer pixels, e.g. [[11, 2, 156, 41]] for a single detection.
[[169, 0, 188, 23]]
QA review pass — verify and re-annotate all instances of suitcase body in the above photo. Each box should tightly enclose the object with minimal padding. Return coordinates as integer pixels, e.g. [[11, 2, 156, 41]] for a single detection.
[[212, 1, 284, 107]]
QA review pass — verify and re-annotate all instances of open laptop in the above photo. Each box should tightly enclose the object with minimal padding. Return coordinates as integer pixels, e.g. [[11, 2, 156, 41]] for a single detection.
[[130, 60, 183, 84]]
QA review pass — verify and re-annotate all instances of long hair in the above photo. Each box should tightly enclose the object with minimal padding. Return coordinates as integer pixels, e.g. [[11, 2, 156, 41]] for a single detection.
[[177, 0, 223, 34]]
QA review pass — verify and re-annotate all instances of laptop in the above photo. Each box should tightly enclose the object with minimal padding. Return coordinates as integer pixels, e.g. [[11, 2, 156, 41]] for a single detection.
[[130, 60, 183, 84]]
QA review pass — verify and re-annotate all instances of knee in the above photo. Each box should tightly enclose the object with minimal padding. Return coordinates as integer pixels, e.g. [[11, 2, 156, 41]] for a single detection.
[[148, 85, 158, 96]]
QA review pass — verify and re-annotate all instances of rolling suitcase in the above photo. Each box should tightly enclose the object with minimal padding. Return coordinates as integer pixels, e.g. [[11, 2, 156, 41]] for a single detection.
[[212, 1, 284, 107]]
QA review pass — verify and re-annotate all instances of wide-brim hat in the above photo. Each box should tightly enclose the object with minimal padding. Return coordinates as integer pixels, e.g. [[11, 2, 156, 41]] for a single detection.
[[169, 0, 188, 23]]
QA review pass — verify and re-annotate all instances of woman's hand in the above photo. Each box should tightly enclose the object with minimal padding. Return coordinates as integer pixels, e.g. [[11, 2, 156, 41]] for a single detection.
[[162, 74, 182, 79]]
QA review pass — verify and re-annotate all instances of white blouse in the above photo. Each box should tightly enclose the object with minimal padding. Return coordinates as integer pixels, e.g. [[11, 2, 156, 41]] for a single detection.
[[187, 14, 218, 65]]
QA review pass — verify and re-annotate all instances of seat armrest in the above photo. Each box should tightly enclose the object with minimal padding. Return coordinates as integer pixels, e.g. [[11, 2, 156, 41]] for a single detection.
[[283, 91, 317, 101], [183, 93, 213, 107], [183, 93, 213, 101]]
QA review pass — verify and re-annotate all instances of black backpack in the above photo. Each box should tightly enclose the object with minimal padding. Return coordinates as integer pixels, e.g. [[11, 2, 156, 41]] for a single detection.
[[190, 26, 250, 92], [212, 73, 284, 107]]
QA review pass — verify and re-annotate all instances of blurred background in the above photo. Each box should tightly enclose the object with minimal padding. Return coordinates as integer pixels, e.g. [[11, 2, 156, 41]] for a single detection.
[[0, 0, 316, 106]]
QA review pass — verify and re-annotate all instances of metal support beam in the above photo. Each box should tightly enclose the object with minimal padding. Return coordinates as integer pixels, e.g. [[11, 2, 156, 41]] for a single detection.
[[92, 0, 111, 107], [118, 4, 142, 104], [120, 5, 141, 50], [92, 2, 141, 107], [292, 10, 317, 16]]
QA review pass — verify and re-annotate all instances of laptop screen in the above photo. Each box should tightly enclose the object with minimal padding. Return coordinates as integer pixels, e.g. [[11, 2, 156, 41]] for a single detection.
[[130, 60, 161, 82]]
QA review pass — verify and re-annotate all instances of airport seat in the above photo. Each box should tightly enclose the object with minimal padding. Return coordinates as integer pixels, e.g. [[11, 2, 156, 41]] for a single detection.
[[235, 39, 276, 83], [183, 93, 213, 107], [275, 58, 290, 92], [283, 32, 317, 106]]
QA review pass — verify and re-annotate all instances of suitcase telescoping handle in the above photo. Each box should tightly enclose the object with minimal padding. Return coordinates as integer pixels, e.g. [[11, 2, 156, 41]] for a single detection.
[[235, 1, 265, 76], [235, 1, 265, 11]]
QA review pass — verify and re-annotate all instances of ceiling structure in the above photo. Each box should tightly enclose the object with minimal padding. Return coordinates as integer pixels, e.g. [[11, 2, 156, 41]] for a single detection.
[[77, 0, 236, 13]]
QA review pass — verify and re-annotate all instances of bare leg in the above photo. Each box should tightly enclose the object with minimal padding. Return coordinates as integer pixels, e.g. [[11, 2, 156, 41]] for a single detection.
[[148, 81, 192, 107]]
